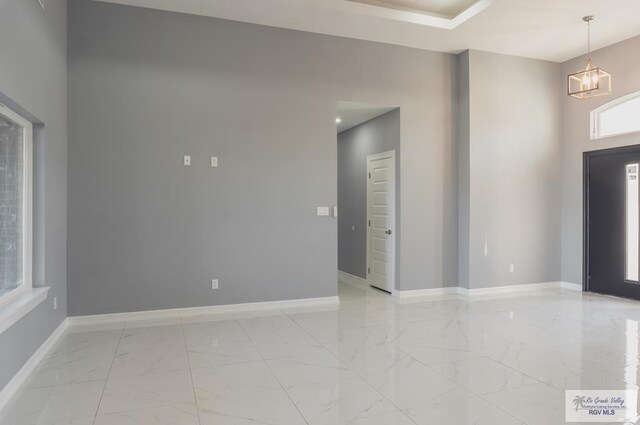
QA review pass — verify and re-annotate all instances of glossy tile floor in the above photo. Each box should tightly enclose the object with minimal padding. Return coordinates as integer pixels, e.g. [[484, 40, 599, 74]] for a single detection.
[[2, 282, 640, 425]]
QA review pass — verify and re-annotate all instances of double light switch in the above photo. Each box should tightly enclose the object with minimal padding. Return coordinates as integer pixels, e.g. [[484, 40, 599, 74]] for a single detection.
[[317, 206, 338, 217]]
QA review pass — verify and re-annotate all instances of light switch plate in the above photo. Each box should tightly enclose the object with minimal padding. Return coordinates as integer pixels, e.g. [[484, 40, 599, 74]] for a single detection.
[[317, 207, 330, 216], [211, 279, 219, 289], [211, 157, 218, 167], [333, 206, 338, 217], [184, 156, 191, 166]]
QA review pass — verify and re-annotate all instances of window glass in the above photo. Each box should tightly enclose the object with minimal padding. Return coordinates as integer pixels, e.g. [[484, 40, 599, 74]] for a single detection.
[[0, 113, 25, 298]]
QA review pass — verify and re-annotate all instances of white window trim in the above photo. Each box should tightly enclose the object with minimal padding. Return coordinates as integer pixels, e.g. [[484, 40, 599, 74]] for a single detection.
[[626, 163, 640, 283], [0, 287, 49, 335], [591, 91, 640, 140], [0, 103, 33, 311]]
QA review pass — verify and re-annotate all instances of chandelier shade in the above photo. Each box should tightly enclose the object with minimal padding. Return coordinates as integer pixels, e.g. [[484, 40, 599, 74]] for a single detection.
[[568, 60, 612, 99]]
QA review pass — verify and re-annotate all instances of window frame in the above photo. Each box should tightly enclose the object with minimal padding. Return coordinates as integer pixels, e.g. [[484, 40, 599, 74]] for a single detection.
[[591, 91, 640, 140], [0, 103, 33, 309], [625, 163, 640, 283]]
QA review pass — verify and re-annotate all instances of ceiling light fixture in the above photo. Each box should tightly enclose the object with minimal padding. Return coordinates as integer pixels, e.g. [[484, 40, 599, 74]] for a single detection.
[[568, 16, 611, 99]]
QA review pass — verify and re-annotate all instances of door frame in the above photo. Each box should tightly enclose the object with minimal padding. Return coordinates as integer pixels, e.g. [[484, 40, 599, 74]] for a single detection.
[[366, 150, 396, 293], [583, 144, 640, 293]]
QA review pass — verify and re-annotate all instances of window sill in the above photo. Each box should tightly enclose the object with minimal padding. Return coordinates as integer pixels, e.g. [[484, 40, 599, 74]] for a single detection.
[[0, 288, 49, 335]]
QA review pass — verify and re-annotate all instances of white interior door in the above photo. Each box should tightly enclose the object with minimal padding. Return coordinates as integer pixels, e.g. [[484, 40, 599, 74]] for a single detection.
[[367, 150, 395, 293]]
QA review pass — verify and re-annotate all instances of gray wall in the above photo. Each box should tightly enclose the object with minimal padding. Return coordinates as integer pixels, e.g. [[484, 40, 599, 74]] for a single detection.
[[67, 0, 457, 315], [456, 52, 470, 289], [561, 35, 640, 284], [337, 109, 400, 282], [461, 50, 563, 289], [0, 0, 68, 390]]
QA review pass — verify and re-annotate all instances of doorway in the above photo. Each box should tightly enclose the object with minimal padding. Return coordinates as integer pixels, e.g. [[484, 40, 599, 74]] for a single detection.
[[336, 102, 400, 294], [585, 144, 640, 300]]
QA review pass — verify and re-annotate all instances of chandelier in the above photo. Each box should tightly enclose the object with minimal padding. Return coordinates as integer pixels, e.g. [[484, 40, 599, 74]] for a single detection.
[[567, 16, 612, 99]]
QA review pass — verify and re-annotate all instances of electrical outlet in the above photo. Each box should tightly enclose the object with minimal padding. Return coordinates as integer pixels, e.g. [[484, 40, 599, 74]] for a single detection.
[[184, 155, 191, 166], [53, 296, 57, 310], [211, 157, 218, 167], [211, 279, 219, 290], [509, 264, 515, 273]]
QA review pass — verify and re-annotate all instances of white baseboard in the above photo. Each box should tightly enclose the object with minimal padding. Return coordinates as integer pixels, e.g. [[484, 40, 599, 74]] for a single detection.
[[338, 271, 369, 289], [458, 281, 580, 298], [341, 278, 584, 300], [559, 281, 583, 291], [0, 318, 68, 413], [68, 296, 340, 326], [394, 287, 459, 299]]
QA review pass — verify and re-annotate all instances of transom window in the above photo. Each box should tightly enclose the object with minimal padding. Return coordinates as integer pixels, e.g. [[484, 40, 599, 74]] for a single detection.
[[591, 91, 640, 140], [0, 104, 32, 307]]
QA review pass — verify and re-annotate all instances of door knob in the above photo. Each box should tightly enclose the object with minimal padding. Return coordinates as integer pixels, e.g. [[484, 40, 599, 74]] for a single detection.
[[385, 229, 392, 235]]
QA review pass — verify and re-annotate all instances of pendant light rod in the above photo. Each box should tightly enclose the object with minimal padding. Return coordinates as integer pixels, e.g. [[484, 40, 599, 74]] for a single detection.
[[584, 15, 594, 60]]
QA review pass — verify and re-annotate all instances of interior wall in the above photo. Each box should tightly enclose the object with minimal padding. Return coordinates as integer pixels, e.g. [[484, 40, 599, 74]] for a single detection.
[[461, 50, 563, 289], [337, 109, 400, 284], [67, 0, 457, 315], [456, 51, 470, 289], [0, 0, 68, 390], [561, 35, 640, 284]]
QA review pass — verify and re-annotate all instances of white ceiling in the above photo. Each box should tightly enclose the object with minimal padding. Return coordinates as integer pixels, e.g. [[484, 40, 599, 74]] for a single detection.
[[95, 0, 640, 62], [336, 102, 397, 134]]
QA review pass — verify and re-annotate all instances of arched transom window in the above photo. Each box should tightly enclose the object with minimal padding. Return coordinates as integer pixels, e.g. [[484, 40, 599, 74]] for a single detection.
[[591, 91, 640, 140]]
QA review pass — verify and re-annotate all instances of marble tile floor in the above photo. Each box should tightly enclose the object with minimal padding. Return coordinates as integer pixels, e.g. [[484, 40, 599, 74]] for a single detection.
[[2, 282, 640, 424]]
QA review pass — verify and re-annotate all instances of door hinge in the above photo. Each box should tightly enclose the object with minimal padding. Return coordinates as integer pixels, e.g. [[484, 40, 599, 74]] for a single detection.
[[368, 267, 371, 274], [368, 219, 371, 226], [368, 172, 371, 179]]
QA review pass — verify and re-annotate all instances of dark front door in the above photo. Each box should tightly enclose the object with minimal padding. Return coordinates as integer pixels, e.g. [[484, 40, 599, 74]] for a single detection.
[[587, 145, 640, 300]]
